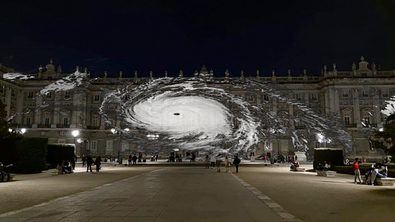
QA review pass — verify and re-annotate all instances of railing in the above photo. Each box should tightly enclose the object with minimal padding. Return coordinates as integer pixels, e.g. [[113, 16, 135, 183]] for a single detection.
[[56, 124, 70, 128], [38, 124, 51, 128], [86, 125, 100, 130], [345, 123, 357, 128], [19, 124, 32, 128]]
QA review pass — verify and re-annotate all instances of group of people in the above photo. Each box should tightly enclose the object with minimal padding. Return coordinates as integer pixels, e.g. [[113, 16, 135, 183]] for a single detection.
[[56, 155, 76, 174], [127, 153, 159, 165], [57, 160, 74, 174], [316, 161, 332, 171], [82, 155, 102, 172], [353, 158, 388, 186], [205, 154, 241, 173], [168, 152, 196, 162], [290, 158, 300, 171]]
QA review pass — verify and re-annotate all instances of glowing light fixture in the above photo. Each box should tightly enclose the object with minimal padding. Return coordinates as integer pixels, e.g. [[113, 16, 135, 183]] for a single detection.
[[71, 129, 80, 138], [20, 128, 27, 134]]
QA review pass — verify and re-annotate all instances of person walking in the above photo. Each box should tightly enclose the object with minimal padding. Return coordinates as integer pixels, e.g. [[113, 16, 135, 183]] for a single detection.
[[86, 155, 94, 173], [233, 155, 241, 173], [215, 155, 222, 173], [128, 154, 132, 166], [224, 156, 230, 173], [95, 156, 102, 172], [138, 153, 142, 163], [132, 154, 137, 165], [210, 155, 216, 168], [353, 158, 362, 184], [205, 155, 210, 169], [82, 154, 86, 167]]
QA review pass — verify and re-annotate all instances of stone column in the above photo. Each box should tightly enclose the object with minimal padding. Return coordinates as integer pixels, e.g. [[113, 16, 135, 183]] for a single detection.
[[272, 98, 278, 114], [33, 95, 42, 128], [288, 104, 294, 129], [256, 93, 261, 105], [333, 89, 340, 115], [85, 94, 92, 128], [373, 89, 381, 125], [100, 115, 106, 130], [71, 92, 82, 128], [5, 87, 11, 118], [52, 93, 60, 128], [324, 90, 330, 116], [15, 89, 24, 124], [304, 92, 309, 104], [353, 89, 361, 128]]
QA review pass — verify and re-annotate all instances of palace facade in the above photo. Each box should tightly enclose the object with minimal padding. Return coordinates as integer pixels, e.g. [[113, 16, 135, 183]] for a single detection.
[[1, 57, 395, 160]]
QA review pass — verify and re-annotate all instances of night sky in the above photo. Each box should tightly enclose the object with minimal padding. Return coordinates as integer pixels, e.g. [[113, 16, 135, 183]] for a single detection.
[[1, 0, 394, 77]]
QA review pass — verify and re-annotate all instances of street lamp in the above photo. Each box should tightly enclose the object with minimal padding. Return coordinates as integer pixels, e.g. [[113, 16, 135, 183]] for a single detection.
[[111, 128, 122, 162], [71, 129, 80, 138], [20, 128, 27, 135], [71, 129, 80, 154]]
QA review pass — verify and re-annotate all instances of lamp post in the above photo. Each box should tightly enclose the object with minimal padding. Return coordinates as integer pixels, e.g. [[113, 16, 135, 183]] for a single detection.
[[111, 128, 122, 163], [111, 128, 134, 162], [71, 129, 80, 154]]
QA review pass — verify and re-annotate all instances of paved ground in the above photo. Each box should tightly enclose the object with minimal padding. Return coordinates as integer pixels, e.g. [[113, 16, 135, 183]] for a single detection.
[[0, 166, 156, 214], [0, 167, 284, 222], [237, 165, 395, 222], [1, 165, 395, 222]]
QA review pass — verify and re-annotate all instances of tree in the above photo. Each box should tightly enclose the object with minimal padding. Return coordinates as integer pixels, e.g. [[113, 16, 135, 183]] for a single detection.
[[371, 113, 395, 157]]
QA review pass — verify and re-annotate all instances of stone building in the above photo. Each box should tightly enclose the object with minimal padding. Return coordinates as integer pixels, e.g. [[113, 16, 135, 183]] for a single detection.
[[1, 57, 395, 160]]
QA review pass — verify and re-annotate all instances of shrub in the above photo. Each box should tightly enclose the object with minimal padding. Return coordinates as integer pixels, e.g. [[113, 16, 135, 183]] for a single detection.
[[0, 136, 21, 165], [46, 144, 75, 168], [14, 138, 48, 173]]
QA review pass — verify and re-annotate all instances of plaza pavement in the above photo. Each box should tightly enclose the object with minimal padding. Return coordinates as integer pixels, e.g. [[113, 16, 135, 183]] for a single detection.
[[0, 166, 157, 215], [237, 166, 395, 222], [0, 164, 394, 221], [0, 167, 285, 222]]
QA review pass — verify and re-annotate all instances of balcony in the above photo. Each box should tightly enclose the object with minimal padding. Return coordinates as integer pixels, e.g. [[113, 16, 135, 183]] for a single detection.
[[38, 124, 51, 128], [20, 124, 32, 128], [345, 123, 357, 128], [87, 125, 100, 130], [56, 124, 70, 128]]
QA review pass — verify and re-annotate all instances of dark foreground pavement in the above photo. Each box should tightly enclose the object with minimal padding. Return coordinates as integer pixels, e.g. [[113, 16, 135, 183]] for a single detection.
[[0, 167, 284, 222], [237, 166, 395, 222]]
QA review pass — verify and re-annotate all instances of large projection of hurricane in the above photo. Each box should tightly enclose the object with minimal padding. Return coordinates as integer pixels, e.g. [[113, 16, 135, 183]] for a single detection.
[[100, 79, 260, 154]]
